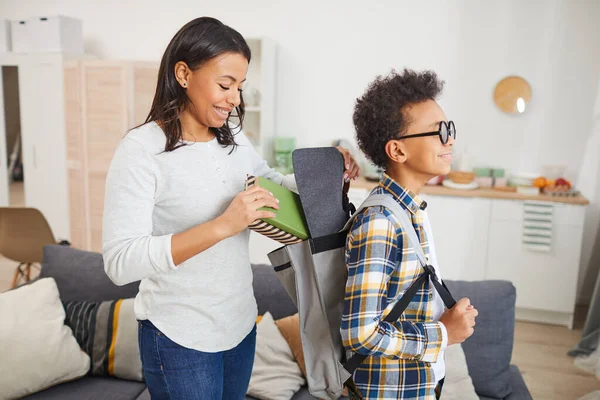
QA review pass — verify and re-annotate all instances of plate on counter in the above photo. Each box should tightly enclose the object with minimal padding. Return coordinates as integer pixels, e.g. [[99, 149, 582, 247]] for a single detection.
[[442, 179, 479, 190]]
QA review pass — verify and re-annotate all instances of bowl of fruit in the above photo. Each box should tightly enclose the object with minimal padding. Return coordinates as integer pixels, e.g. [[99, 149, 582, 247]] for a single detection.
[[448, 171, 476, 184], [534, 176, 579, 196]]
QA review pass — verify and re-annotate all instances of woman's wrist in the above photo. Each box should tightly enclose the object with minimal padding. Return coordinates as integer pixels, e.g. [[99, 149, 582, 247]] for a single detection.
[[212, 214, 234, 241]]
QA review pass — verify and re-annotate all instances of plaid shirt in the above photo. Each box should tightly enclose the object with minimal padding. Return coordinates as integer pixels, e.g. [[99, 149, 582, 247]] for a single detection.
[[341, 173, 447, 399]]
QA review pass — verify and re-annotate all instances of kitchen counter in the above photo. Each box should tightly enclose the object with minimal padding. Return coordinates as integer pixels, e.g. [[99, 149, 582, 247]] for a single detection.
[[351, 177, 590, 205]]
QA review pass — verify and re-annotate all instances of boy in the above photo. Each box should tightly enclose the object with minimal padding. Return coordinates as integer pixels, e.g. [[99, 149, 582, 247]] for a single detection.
[[341, 69, 478, 399]]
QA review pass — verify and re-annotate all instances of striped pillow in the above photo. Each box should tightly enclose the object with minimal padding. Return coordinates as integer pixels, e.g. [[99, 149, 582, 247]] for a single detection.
[[62, 298, 143, 382]]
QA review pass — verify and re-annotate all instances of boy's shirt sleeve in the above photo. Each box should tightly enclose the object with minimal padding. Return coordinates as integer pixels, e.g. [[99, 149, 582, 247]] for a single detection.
[[341, 208, 445, 363]]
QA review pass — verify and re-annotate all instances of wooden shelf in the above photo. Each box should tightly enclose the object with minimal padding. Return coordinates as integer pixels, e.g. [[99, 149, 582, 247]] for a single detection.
[[351, 177, 590, 205]]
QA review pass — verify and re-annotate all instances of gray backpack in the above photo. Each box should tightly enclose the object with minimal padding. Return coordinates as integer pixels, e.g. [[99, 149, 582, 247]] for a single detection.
[[267, 193, 456, 399]]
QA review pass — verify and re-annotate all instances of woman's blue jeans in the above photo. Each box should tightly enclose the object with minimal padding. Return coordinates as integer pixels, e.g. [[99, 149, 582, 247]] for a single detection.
[[138, 319, 256, 400]]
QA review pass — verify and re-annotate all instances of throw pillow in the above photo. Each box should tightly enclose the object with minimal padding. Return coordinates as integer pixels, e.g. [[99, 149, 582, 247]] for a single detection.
[[247, 312, 306, 400], [440, 344, 478, 400], [274, 313, 306, 377], [63, 298, 143, 381], [274, 313, 350, 397], [0, 278, 90, 399]]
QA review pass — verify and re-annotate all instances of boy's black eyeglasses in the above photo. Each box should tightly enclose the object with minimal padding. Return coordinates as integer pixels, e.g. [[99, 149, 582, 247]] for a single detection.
[[398, 121, 456, 145]]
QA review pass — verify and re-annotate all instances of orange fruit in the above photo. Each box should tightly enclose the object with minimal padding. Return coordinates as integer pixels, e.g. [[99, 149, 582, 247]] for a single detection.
[[533, 177, 547, 188]]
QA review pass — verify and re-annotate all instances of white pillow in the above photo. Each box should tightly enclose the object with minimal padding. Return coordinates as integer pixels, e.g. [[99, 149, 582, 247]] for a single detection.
[[440, 344, 479, 400], [247, 312, 306, 400], [0, 278, 90, 399]]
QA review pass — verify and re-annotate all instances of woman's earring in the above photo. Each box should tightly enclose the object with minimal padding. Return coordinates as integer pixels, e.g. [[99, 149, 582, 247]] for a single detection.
[[183, 82, 187, 88]]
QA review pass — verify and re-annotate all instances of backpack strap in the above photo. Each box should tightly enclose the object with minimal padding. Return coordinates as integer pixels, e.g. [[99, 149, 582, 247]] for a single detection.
[[366, 194, 456, 310], [344, 194, 455, 308], [343, 193, 456, 377]]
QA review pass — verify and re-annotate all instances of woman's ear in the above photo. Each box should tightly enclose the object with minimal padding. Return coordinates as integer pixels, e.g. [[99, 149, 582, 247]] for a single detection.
[[174, 61, 191, 88], [385, 140, 407, 165]]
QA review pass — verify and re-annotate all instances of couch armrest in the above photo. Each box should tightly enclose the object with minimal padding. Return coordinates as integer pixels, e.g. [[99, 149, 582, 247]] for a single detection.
[[445, 280, 517, 399], [505, 365, 533, 400]]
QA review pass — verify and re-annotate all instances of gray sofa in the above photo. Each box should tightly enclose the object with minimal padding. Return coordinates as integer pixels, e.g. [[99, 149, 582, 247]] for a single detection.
[[20, 245, 531, 400]]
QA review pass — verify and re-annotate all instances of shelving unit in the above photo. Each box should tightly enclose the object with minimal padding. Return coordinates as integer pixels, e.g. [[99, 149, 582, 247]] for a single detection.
[[242, 38, 277, 165]]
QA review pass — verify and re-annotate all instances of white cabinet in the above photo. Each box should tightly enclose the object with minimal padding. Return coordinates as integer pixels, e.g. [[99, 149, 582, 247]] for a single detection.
[[485, 199, 585, 327], [18, 56, 70, 240], [421, 195, 490, 282]]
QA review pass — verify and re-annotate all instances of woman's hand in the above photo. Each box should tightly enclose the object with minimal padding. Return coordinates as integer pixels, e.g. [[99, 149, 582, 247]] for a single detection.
[[217, 185, 280, 238], [336, 146, 361, 182]]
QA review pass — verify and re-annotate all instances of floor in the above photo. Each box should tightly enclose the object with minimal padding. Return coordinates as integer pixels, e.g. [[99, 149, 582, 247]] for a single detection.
[[513, 311, 600, 400], [2, 182, 600, 399], [9, 181, 24, 207]]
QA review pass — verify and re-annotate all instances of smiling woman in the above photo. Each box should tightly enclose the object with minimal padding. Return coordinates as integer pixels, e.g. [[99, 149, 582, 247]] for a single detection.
[[144, 17, 251, 151], [101, 16, 361, 400]]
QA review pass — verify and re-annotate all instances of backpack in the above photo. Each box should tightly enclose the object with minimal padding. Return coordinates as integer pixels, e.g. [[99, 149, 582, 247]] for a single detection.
[[267, 193, 457, 399]]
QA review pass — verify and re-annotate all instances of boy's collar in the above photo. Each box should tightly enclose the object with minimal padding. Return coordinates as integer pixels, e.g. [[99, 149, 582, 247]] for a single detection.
[[378, 172, 428, 215]]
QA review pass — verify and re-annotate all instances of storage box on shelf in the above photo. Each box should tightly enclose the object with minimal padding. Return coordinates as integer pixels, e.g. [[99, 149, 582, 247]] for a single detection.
[[11, 16, 83, 54]]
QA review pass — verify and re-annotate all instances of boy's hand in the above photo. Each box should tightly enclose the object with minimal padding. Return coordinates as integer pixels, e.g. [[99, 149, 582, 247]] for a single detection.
[[439, 297, 478, 346]]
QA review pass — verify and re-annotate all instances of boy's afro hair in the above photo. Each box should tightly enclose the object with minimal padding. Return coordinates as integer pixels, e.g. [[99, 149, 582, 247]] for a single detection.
[[353, 68, 444, 168]]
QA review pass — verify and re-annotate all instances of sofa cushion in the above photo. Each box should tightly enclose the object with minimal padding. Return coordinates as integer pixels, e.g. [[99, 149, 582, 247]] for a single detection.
[[247, 312, 306, 400], [21, 376, 146, 400], [439, 344, 478, 399], [252, 264, 297, 319], [40, 245, 139, 302], [445, 280, 516, 399], [275, 313, 307, 377], [63, 298, 143, 381], [246, 387, 348, 400], [0, 278, 91, 399]]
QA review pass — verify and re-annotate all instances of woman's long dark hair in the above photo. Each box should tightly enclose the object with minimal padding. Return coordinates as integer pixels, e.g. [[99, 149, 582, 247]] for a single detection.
[[146, 17, 251, 152]]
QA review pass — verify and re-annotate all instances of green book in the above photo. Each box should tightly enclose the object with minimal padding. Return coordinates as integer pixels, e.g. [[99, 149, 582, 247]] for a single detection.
[[246, 175, 310, 241]]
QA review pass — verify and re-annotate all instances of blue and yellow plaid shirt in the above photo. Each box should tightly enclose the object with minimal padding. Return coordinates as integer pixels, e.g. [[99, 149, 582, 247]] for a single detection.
[[342, 173, 446, 399]]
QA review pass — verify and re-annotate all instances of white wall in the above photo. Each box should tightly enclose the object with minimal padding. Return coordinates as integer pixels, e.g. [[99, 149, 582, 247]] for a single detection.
[[2, 0, 599, 180]]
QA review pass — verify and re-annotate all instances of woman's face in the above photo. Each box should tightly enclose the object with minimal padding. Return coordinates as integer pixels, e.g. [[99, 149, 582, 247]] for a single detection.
[[176, 52, 248, 129]]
